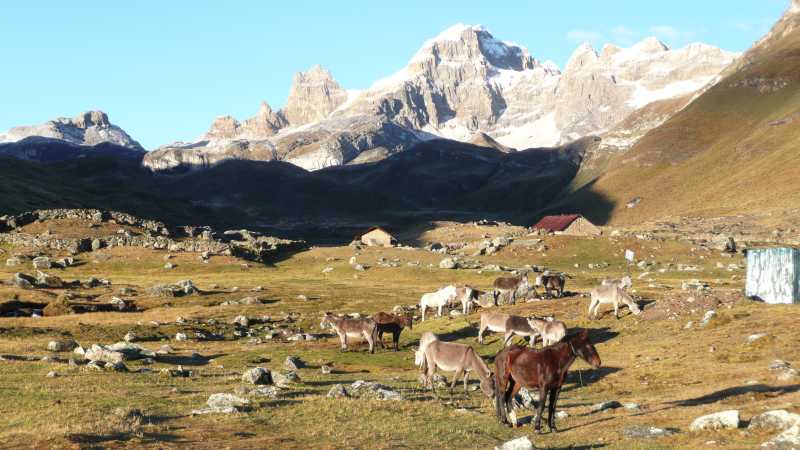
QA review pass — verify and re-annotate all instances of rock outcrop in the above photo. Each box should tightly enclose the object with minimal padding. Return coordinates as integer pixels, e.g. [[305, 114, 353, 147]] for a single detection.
[[284, 65, 348, 126], [0, 110, 143, 150]]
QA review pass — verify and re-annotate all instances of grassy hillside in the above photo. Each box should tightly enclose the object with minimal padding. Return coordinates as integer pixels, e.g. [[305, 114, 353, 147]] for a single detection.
[[555, 9, 800, 227]]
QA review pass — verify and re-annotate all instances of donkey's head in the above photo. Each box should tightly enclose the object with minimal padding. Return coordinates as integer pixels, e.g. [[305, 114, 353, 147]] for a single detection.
[[320, 312, 334, 329], [402, 313, 414, 330], [571, 329, 601, 369], [481, 372, 496, 398]]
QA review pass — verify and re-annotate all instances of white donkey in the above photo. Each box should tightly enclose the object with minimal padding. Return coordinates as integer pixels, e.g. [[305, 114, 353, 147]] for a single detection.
[[420, 285, 458, 321], [588, 284, 641, 319]]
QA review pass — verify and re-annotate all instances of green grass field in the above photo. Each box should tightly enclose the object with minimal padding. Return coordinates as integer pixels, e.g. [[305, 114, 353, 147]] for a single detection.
[[0, 222, 798, 449]]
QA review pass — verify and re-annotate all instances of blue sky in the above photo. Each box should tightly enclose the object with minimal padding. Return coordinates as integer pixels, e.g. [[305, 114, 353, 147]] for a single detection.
[[0, 1, 787, 148]]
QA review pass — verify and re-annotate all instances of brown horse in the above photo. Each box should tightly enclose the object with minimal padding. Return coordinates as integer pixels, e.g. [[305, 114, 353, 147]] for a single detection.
[[372, 311, 413, 351], [494, 329, 601, 433]]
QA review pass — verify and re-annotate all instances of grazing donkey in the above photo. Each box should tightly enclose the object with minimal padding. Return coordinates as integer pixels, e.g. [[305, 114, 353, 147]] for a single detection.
[[415, 332, 495, 398], [420, 285, 458, 321], [372, 311, 412, 351], [450, 285, 480, 315], [492, 273, 530, 305], [602, 275, 632, 290], [320, 312, 377, 353], [588, 284, 641, 319], [478, 313, 538, 347], [535, 273, 566, 298], [527, 316, 567, 346], [494, 329, 602, 433]]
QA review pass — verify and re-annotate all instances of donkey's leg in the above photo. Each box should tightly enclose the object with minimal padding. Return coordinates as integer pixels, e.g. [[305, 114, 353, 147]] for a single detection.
[[421, 305, 426, 322], [437, 304, 443, 318], [478, 325, 486, 344], [588, 299, 598, 319], [450, 368, 463, 392], [549, 387, 562, 432], [614, 302, 620, 319], [364, 331, 374, 354], [503, 331, 514, 347], [507, 381, 522, 428], [426, 354, 439, 399], [547, 387, 559, 432], [338, 332, 347, 352], [463, 371, 470, 393], [534, 385, 548, 433], [392, 330, 400, 351]]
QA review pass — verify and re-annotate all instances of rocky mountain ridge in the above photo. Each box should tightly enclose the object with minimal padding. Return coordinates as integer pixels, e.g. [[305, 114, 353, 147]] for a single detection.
[[0, 111, 143, 151], [142, 24, 737, 172]]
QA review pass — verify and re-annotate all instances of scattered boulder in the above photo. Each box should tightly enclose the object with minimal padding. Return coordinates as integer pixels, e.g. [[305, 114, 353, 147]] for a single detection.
[[622, 425, 677, 439], [495, 436, 536, 450], [284, 356, 305, 371], [12, 272, 36, 289], [272, 371, 300, 387], [6, 257, 21, 267], [109, 296, 128, 311], [347, 380, 403, 401], [32, 257, 51, 270], [321, 365, 332, 374], [123, 331, 136, 343], [46, 371, 58, 378], [327, 384, 349, 398], [47, 339, 78, 352], [241, 367, 272, 385], [322, 267, 334, 274], [35, 271, 63, 288], [690, 410, 740, 431], [174, 332, 188, 342], [232, 315, 250, 327], [164, 263, 176, 270], [700, 310, 717, 327], [192, 393, 249, 415], [748, 410, 800, 431], [439, 258, 458, 270], [762, 424, 800, 449]]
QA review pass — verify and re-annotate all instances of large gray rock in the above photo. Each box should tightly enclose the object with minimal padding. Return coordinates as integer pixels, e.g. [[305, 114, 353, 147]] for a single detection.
[[284, 356, 305, 371], [749, 410, 800, 430], [762, 424, 800, 449], [242, 367, 272, 385], [47, 339, 78, 352], [347, 380, 403, 401], [192, 393, 250, 414], [690, 410, 740, 431], [36, 271, 63, 288]]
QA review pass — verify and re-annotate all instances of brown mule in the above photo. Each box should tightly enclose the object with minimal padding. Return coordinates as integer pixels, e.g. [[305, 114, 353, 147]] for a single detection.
[[372, 311, 413, 351], [494, 329, 601, 433]]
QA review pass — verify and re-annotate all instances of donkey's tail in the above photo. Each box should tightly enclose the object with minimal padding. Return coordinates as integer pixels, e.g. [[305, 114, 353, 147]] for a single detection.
[[415, 332, 438, 367]]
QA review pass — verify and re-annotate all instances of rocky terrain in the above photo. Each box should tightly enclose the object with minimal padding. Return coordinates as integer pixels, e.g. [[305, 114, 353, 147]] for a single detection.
[[141, 24, 736, 172]]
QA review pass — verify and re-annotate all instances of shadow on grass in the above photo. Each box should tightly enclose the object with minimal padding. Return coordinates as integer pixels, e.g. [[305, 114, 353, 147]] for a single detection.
[[563, 366, 622, 392], [436, 325, 479, 342], [667, 383, 800, 407], [68, 431, 182, 445], [155, 353, 227, 366]]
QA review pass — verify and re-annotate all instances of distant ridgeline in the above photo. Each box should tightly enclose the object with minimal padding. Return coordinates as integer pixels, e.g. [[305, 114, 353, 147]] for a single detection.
[[0, 209, 306, 264]]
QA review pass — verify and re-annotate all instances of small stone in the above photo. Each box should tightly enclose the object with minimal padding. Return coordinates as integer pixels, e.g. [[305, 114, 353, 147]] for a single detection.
[[46, 371, 58, 378], [232, 315, 249, 327], [47, 339, 78, 352], [322, 267, 334, 273], [175, 333, 188, 342], [297, 294, 308, 301], [747, 333, 768, 343], [622, 425, 677, 439], [321, 365, 332, 374], [164, 263, 176, 269], [123, 331, 137, 343], [272, 371, 300, 387]]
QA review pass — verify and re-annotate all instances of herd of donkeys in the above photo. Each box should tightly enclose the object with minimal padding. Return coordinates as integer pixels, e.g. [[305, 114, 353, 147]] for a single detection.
[[318, 271, 642, 433]]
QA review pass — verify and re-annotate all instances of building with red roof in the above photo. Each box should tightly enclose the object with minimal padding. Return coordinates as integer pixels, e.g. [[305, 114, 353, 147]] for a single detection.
[[532, 214, 601, 236]]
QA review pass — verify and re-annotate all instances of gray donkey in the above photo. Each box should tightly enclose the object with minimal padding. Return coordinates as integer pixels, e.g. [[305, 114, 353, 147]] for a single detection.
[[321, 312, 377, 353]]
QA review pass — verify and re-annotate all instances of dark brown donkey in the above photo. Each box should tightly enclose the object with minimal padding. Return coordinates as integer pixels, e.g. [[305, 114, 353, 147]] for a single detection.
[[372, 312, 413, 351], [494, 329, 601, 433]]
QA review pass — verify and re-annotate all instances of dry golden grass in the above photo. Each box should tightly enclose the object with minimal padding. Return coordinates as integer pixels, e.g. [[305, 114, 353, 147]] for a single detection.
[[0, 224, 798, 449]]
